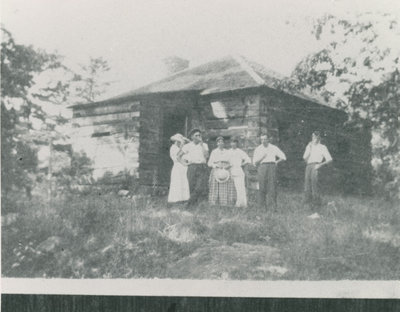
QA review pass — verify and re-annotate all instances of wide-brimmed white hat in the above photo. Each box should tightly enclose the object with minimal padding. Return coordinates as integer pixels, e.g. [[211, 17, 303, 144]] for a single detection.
[[214, 168, 230, 183], [170, 133, 189, 143]]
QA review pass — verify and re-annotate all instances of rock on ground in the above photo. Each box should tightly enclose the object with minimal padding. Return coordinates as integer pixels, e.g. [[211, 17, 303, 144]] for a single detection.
[[363, 228, 400, 247], [118, 190, 130, 196], [163, 224, 197, 243], [37, 236, 63, 253], [166, 242, 287, 279]]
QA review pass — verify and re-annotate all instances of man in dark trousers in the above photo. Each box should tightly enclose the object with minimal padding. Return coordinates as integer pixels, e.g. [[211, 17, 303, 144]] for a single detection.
[[303, 131, 333, 219], [181, 129, 209, 207], [253, 134, 286, 211]]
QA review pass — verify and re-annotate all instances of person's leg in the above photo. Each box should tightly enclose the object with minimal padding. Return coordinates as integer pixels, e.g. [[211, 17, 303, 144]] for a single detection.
[[187, 165, 198, 206], [232, 176, 240, 206], [218, 181, 229, 206], [266, 164, 277, 211], [240, 175, 248, 207], [198, 164, 209, 203], [311, 165, 321, 212], [191, 164, 209, 206], [304, 165, 312, 207], [181, 166, 190, 202], [257, 165, 267, 209], [233, 176, 246, 207], [208, 169, 218, 205], [227, 178, 236, 206], [193, 165, 203, 205]]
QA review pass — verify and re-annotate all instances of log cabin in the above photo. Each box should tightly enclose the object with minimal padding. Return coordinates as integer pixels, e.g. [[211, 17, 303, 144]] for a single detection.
[[69, 55, 372, 195]]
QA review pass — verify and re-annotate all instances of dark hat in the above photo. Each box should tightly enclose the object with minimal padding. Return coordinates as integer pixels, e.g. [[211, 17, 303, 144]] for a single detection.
[[312, 131, 321, 137], [230, 136, 240, 143], [189, 128, 202, 138]]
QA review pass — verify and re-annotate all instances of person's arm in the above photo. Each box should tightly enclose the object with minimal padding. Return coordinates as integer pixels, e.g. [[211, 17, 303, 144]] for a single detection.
[[170, 146, 178, 162], [177, 146, 188, 165], [200, 139, 209, 159], [207, 150, 216, 168], [275, 146, 286, 164], [181, 143, 188, 154], [316, 146, 333, 169], [253, 146, 263, 166], [177, 148, 184, 158], [303, 143, 311, 162], [180, 143, 191, 164], [242, 150, 251, 166]]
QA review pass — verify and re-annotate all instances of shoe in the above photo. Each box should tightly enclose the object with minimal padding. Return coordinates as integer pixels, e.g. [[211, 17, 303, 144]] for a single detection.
[[307, 213, 320, 219]]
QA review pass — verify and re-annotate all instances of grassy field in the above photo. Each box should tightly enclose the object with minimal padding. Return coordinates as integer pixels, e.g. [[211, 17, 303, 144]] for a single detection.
[[2, 190, 400, 279]]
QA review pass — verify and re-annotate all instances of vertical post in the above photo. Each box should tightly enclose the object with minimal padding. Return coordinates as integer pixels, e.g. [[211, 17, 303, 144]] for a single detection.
[[152, 169, 157, 196], [124, 123, 129, 189], [48, 139, 53, 208], [184, 116, 188, 137], [130, 200, 133, 233], [156, 104, 163, 192]]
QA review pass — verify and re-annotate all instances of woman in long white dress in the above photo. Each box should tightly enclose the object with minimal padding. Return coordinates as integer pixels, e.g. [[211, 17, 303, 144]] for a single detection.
[[168, 134, 190, 203], [229, 137, 251, 207]]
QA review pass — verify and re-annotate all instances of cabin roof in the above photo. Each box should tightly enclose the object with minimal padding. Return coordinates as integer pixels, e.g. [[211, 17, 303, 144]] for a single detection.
[[114, 55, 274, 98], [71, 55, 334, 109]]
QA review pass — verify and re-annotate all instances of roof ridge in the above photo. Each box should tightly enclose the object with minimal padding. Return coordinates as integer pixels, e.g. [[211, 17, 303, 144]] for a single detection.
[[231, 54, 265, 85], [123, 55, 237, 93]]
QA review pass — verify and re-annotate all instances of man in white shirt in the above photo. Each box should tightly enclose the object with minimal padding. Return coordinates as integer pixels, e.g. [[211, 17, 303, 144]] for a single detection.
[[303, 131, 333, 217], [253, 134, 286, 211], [181, 129, 209, 207], [229, 137, 251, 208]]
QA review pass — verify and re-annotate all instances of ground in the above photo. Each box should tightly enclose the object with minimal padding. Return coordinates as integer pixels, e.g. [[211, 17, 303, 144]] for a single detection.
[[2, 190, 400, 279]]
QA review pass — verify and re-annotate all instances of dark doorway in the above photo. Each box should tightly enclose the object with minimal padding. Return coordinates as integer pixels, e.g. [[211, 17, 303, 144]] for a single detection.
[[159, 111, 188, 186], [276, 114, 306, 190]]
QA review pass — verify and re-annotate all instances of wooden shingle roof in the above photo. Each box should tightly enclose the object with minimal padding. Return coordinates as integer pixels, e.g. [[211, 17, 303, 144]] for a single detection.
[[72, 55, 333, 108], [110, 55, 329, 105], [111, 55, 267, 99]]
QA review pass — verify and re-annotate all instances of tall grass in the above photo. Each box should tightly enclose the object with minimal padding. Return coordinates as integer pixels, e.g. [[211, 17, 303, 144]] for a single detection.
[[2, 190, 399, 279]]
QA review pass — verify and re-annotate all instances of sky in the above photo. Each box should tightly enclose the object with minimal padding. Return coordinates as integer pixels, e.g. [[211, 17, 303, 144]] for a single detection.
[[2, 0, 399, 100]]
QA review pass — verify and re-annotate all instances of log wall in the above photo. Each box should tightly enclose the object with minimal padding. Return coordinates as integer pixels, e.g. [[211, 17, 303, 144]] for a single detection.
[[197, 89, 262, 191], [259, 87, 372, 194], [70, 100, 141, 181], [70, 86, 371, 195]]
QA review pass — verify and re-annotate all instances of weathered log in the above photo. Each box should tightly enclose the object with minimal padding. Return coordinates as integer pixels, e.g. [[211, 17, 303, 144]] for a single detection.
[[73, 101, 140, 118], [72, 112, 140, 127]]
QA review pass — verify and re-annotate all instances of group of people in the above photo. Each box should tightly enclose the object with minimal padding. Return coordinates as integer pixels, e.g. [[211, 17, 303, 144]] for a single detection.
[[167, 128, 332, 217]]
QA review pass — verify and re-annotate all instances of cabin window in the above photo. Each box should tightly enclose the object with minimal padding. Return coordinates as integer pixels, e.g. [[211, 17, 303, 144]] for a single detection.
[[91, 131, 111, 138], [210, 101, 227, 119], [131, 101, 140, 110]]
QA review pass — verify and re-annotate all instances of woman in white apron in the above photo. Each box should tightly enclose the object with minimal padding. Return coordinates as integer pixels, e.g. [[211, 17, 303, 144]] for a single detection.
[[229, 137, 251, 207], [168, 133, 190, 204]]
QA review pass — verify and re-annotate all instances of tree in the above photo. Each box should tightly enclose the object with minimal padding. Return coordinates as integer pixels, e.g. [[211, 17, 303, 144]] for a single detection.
[[74, 57, 111, 103], [1, 27, 62, 206], [280, 13, 400, 199], [1, 28, 113, 207]]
